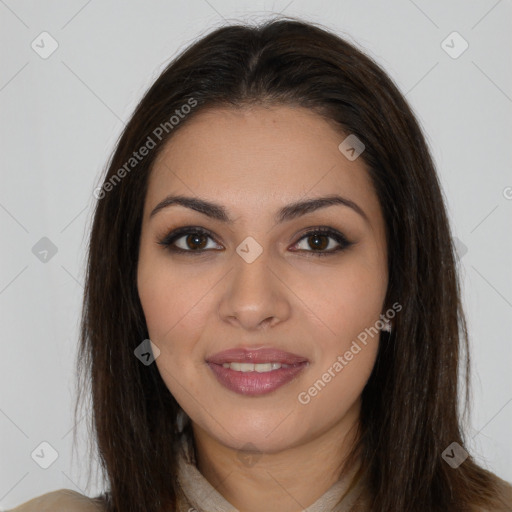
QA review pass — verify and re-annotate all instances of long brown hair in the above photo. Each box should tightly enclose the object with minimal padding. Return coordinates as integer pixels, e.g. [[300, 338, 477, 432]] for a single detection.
[[77, 16, 506, 511]]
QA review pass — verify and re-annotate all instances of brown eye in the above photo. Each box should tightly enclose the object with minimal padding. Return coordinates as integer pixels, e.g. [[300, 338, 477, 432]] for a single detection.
[[158, 226, 352, 257], [291, 227, 352, 257], [305, 234, 329, 251], [158, 227, 222, 254], [183, 233, 208, 250]]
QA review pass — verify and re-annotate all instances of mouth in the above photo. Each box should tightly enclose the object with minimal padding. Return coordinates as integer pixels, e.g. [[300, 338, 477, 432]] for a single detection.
[[206, 347, 309, 396]]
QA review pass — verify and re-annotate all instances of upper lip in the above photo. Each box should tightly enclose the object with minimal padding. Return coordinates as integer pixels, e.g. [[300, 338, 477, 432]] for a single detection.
[[206, 347, 308, 365]]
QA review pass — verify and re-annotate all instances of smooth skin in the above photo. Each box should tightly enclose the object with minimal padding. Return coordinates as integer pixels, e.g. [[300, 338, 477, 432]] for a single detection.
[[137, 105, 388, 512]]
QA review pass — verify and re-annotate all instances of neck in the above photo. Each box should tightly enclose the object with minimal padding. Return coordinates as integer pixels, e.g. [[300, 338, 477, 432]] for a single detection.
[[191, 401, 362, 512]]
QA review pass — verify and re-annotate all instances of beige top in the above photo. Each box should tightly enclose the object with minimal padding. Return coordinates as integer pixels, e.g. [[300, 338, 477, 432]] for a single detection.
[[174, 432, 369, 511], [6, 434, 512, 511]]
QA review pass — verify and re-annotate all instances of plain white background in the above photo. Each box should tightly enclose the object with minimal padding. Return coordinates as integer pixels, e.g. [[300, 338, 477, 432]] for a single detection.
[[1, 0, 511, 508]]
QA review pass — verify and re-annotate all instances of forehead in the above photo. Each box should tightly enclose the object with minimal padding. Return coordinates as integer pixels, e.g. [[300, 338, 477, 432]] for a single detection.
[[145, 105, 380, 225]]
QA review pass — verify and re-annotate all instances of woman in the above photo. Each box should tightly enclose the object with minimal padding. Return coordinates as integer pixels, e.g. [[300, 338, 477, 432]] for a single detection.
[[9, 16, 512, 512]]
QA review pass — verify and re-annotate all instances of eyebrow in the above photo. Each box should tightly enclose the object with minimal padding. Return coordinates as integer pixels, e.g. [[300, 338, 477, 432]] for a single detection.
[[149, 194, 369, 225]]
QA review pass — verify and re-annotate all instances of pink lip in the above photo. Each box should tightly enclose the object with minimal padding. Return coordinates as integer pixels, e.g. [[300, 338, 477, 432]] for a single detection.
[[206, 347, 309, 396], [207, 348, 308, 365]]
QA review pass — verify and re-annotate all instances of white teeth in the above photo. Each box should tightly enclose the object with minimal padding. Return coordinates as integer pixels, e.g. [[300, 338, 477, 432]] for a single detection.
[[255, 363, 272, 373], [221, 362, 293, 372]]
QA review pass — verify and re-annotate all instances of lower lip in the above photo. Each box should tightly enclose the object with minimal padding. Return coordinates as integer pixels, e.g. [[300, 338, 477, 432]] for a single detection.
[[207, 362, 308, 396]]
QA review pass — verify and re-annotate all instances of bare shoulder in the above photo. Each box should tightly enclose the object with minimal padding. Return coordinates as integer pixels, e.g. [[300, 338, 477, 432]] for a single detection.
[[7, 488, 106, 512]]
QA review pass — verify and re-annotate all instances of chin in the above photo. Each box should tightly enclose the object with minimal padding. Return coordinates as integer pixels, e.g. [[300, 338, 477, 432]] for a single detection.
[[194, 410, 310, 454]]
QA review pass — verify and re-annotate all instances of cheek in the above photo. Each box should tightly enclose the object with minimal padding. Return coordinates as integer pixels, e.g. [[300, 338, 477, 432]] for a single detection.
[[137, 247, 210, 345], [295, 263, 385, 408], [296, 256, 387, 343], [137, 257, 208, 402], [137, 255, 222, 408], [296, 345, 378, 423], [334, 271, 385, 338], [291, 260, 386, 410]]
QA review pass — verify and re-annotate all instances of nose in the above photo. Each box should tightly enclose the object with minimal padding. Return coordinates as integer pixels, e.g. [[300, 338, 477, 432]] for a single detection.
[[218, 249, 292, 331]]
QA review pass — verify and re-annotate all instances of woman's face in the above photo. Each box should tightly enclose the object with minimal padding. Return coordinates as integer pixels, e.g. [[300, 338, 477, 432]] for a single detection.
[[137, 105, 388, 453]]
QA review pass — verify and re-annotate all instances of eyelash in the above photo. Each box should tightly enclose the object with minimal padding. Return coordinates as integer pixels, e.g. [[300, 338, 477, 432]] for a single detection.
[[157, 226, 353, 257]]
